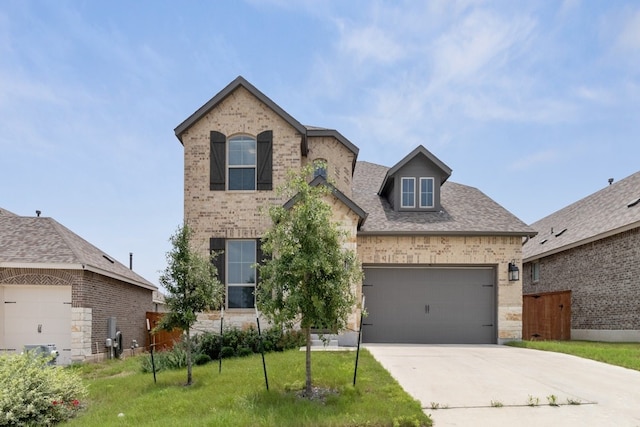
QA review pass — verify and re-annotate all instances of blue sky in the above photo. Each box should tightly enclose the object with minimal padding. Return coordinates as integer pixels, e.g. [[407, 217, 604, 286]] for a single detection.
[[2, 0, 639, 287]]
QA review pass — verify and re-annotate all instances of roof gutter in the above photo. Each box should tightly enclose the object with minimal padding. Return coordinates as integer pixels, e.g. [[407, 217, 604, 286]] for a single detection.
[[357, 230, 538, 237]]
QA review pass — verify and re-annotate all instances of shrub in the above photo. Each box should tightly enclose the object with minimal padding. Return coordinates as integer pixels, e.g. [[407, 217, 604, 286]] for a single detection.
[[0, 352, 87, 426], [142, 327, 307, 372], [194, 354, 212, 366], [220, 346, 236, 358], [237, 347, 253, 357]]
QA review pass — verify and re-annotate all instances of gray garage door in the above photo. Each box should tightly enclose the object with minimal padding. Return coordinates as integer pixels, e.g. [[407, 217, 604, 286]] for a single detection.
[[362, 267, 496, 344]]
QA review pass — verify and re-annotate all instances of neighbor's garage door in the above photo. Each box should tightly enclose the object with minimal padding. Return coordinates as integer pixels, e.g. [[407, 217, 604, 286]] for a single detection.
[[362, 267, 496, 344], [2, 285, 72, 365]]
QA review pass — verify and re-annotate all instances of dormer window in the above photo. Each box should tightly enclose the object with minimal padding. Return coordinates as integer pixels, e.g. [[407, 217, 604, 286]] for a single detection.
[[401, 177, 416, 208], [378, 145, 452, 213], [420, 177, 434, 208]]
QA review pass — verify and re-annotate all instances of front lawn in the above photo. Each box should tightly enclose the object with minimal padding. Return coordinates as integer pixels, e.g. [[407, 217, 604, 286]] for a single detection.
[[64, 349, 431, 427], [507, 340, 640, 371]]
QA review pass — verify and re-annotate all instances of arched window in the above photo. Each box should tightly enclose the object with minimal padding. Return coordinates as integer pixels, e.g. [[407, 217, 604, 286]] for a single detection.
[[228, 135, 256, 190], [313, 159, 328, 179]]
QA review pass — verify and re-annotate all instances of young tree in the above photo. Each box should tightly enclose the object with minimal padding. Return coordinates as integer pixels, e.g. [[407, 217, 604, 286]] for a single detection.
[[158, 224, 223, 385], [256, 165, 363, 396]]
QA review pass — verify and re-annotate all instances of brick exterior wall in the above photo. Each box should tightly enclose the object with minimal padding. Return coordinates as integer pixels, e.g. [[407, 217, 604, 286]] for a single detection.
[[305, 136, 355, 197], [357, 235, 525, 341], [182, 86, 302, 249], [183, 85, 362, 334], [0, 267, 153, 362], [75, 270, 153, 355], [523, 227, 640, 334]]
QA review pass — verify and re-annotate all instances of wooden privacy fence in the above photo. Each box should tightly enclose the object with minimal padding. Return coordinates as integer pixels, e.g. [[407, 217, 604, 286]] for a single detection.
[[523, 290, 571, 341], [145, 312, 183, 351]]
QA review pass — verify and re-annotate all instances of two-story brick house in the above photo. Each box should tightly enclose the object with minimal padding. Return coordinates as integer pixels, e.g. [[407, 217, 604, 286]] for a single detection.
[[175, 76, 535, 345]]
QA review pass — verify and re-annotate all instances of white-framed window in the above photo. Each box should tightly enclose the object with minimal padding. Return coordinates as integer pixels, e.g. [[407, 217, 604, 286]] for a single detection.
[[532, 262, 540, 283], [419, 177, 434, 208], [401, 177, 415, 208], [227, 240, 256, 308], [228, 135, 256, 190]]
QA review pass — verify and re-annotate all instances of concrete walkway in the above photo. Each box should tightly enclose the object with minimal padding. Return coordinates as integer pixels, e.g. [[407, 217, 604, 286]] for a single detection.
[[365, 344, 640, 426]]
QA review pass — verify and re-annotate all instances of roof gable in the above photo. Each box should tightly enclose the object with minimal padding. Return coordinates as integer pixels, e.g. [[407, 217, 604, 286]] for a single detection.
[[378, 145, 452, 196], [174, 76, 306, 142], [0, 213, 156, 290], [174, 76, 359, 165], [523, 170, 640, 261], [283, 176, 367, 228]]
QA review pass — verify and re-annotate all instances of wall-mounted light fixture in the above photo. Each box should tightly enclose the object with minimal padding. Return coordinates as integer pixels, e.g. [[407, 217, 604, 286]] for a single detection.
[[508, 261, 520, 282]]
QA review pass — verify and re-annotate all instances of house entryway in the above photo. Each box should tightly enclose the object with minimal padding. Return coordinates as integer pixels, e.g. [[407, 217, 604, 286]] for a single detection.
[[362, 266, 496, 344]]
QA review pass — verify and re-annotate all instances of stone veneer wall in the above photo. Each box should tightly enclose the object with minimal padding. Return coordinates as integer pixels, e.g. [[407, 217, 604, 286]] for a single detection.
[[71, 307, 92, 362], [523, 227, 640, 341], [356, 235, 524, 342]]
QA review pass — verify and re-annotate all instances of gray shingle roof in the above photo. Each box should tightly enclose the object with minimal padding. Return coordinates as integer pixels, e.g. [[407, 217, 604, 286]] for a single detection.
[[0, 213, 156, 290], [0, 207, 17, 217], [523, 170, 640, 261], [353, 161, 535, 235]]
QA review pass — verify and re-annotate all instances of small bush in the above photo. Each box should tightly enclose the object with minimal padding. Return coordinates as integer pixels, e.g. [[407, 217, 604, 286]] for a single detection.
[[220, 346, 236, 358], [194, 354, 212, 366], [0, 352, 87, 426], [237, 347, 253, 357]]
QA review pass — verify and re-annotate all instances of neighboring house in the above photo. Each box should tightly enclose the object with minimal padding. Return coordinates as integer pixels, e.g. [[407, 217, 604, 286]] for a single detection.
[[0, 209, 157, 364], [175, 76, 536, 345], [522, 172, 640, 342]]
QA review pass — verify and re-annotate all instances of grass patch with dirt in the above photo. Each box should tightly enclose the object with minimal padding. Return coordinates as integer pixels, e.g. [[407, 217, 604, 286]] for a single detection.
[[507, 340, 640, 371], [64, 349, 431, 427]]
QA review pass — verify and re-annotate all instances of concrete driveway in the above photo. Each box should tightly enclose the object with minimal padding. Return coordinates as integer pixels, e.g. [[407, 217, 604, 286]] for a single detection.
[[365, 344, 640, 426]]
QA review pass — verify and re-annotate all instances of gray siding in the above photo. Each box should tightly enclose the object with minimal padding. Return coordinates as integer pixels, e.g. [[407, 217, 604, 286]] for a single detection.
[[392, 156, 444, 211]]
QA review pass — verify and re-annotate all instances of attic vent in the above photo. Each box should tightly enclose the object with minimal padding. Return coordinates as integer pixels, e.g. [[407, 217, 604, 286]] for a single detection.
[[627, 197, 640, 208], [554, 228, 567, 237], [102, 255, 115, 263], [540, 239, 548, 245]]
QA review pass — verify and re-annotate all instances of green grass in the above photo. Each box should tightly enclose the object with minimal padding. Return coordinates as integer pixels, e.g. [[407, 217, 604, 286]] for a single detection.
[[64, 349, 431, 427], [507, 340, 640, 371]]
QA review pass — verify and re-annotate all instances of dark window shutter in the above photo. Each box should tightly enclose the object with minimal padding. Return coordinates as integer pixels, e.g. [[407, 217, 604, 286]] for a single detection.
[[209, 238, 226, 285], [210, 131, 226, 191], [256, 130, 273, 191]]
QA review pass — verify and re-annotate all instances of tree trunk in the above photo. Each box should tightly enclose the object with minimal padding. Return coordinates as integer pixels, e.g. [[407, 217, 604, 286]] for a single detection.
[[305, 326, 312, 396], [186, 329, 193, 386]]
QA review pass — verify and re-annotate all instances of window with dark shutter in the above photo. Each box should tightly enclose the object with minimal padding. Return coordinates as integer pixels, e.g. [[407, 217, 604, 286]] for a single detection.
[[256, 130, 273, 191], [210, 131, 226, 191]]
